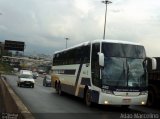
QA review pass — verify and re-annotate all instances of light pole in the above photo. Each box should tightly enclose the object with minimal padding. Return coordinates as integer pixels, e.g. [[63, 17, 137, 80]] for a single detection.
[[102, 0, 112, 40], [65, 38, 69, 48]]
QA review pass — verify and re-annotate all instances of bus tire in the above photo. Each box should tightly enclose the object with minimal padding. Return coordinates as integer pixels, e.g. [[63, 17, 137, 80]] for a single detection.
[[55, 81, 59, 93], [57, 83, 63, 96], [147, 89, 156, 107], [84, 88, 92, 106]]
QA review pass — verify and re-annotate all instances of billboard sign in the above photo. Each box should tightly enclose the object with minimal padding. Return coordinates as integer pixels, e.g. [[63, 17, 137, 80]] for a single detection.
[[4, 40, 25, 51]]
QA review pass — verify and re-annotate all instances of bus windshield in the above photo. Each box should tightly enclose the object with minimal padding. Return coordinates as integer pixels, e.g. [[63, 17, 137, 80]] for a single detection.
[[101, 43, 146, 90]]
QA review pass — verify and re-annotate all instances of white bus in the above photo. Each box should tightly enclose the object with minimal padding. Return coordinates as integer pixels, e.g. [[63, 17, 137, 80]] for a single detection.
[[51, 39, 149, 107]]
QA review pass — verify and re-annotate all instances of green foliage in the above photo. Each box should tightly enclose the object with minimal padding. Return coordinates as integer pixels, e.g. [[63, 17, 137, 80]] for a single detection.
[[0, 61, 13, 74]]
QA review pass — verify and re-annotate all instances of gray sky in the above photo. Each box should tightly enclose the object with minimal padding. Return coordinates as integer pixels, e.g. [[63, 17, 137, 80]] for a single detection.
[[0, 0, 160, 56]]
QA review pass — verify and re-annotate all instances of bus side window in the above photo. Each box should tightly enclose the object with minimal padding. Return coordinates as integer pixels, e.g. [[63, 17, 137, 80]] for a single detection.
[[63, 51, 67, 65], [53, 54, 56, 66], [69, 50, 74, 64], [83, 45, 90, 63], [53, 54, 59, 66], [92, 43, 101, 87], [76, 47, 82, 64]]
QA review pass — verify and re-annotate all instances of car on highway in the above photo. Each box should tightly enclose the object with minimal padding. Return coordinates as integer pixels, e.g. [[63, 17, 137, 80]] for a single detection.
[[33, 72, 39, 79], [43, 75, 51, 87], [38, 69, 45, 74], [17, 70, 35, 88]]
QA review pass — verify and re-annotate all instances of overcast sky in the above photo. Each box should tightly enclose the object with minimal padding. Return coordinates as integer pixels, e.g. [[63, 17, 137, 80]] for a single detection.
[[0, 0, 160, 56]]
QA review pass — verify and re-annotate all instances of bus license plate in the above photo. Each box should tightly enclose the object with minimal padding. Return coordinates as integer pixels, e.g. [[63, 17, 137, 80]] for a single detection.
[[123, 99, 131, 103]]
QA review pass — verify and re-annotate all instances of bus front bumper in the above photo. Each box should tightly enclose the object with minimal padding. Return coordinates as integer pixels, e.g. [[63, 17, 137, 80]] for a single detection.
[[98, 92, 148, 105]]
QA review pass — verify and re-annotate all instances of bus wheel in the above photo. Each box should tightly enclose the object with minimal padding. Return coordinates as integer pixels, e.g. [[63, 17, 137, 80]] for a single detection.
[[85, 89, 92, 106], [57, 83, 63, 96], [147, 89, 156, 107], [55, 82, 58, 93]]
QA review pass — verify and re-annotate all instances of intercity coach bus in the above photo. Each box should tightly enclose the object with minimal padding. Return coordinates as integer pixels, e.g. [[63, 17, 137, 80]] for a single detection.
[[51, 39, 155, 106]]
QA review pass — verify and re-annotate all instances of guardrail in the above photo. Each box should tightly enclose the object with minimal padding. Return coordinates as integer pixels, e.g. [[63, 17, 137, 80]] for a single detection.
[[0, 75, 35, 119]]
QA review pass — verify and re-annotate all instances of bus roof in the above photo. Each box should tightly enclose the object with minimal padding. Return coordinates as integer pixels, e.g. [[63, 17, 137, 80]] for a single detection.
[[93, 39, 141, 45], [54, 39, 142, 54]]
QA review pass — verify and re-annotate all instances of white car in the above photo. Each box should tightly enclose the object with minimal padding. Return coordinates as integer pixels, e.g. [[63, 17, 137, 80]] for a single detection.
[[17, 70, 35, 88]]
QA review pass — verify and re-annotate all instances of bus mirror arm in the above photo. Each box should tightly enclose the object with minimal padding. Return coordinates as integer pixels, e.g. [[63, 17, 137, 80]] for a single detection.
[[98, 52, 104, 67]]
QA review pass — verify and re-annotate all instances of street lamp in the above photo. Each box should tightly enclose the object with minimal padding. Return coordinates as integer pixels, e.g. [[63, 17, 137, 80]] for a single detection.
[[65, 38, 69, 48], [102, 0, 112, 40]]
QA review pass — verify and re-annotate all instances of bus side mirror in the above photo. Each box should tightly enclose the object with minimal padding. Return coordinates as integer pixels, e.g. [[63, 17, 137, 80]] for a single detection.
[[151, 58, 157, 70], [146, 57, 157, 71], [98, 52, 104, 67]]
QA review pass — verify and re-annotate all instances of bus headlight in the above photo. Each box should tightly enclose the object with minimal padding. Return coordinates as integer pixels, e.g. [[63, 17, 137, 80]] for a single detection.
[[104, 101, 109, 104], [141, 101, 145, 105], [102, 89, 113, 94], [139, 91, 148, 95]]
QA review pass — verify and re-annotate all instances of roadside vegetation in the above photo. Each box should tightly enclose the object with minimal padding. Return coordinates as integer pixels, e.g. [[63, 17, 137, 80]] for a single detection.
[[0, 61, 13, 74]]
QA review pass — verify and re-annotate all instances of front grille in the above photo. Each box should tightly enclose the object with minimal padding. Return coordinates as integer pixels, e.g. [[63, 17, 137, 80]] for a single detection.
[[24, 81, 32, 84]]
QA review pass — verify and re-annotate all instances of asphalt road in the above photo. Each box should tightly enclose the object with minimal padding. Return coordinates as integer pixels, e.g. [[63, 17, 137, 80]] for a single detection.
[[4, 75, 160, 119]]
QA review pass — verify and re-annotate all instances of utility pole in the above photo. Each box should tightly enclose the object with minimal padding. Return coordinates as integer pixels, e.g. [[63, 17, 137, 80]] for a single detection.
[[102, 0, 112, 40], [65, 38, 69, 48]]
